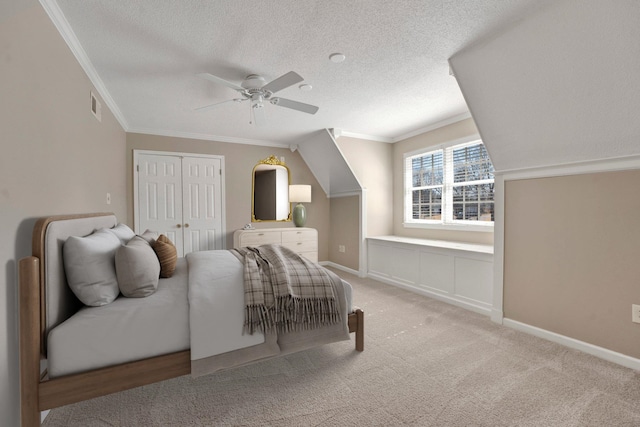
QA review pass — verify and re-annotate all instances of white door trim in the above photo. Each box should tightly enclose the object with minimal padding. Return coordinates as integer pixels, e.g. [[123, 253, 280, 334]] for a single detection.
[[133, 149, 227, 249]]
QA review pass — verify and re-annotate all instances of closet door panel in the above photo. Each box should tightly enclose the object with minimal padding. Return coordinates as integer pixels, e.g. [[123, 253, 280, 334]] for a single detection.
[[182, 156, 223, 253], [137, 154, 184, 255]]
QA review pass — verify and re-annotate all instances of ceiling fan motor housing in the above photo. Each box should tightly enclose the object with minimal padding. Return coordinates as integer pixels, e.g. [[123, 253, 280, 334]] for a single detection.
[[241, 75, 266, 90]]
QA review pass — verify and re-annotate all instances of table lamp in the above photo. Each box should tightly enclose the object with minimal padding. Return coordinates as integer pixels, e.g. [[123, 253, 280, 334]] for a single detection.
[[289, 185, 311, 227]]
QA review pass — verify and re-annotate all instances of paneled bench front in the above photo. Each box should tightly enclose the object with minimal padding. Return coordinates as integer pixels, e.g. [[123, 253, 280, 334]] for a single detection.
[[367, 236, 493, 315]]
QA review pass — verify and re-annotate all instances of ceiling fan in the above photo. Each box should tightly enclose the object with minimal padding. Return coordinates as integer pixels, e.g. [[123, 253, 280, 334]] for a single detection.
[[196, 71, 319, 126]]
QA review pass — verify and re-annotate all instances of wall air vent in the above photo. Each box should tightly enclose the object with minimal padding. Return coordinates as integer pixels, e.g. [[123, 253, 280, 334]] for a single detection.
[[90, 91, 102, 122]]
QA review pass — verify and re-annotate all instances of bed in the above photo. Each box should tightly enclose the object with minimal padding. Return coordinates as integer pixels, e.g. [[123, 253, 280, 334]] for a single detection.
[[19, 213, 364, 427]]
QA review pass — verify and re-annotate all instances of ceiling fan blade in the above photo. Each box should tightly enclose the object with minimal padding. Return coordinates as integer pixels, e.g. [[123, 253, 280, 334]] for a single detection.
[[262, 71, 303, 94], [271, 97, 319, 115], [197, 73, 245, 92], [195, 98, 246, 112], [251, 103, 267, 127]]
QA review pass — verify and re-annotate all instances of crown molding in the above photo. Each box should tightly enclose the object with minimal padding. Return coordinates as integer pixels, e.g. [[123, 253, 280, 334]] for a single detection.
[[40, 0, 129, 130], [497, 153, 640, 181], [338, 112, 473, 144], [392, 112, 472, 142], [338, 131, 394, 143], [127, 127, 291, 148]]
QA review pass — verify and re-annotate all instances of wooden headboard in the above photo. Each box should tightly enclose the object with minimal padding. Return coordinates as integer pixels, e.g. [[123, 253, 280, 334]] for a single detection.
[[30, 212, 117, 356]]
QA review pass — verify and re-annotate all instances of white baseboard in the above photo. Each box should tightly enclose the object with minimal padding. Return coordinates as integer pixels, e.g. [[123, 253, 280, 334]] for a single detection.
[[367, 272, 491, 317], [321, 261, 361, 277], [491, 309, 503, 324], [503, 318, 640, 371]]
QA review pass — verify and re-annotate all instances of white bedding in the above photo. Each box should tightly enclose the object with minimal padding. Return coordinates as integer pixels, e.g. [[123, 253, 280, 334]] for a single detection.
[[47, 259, 190, 378], [186, 250, 269, 360], [48, 251, 354, 379]]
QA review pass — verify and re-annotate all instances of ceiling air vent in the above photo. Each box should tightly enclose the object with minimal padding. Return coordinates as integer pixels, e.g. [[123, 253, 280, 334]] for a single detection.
[[90, 91, 101, 122]]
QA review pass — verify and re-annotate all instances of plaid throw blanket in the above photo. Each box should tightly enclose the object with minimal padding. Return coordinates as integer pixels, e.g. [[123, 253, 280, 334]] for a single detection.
[[232, 244, 341, 334]]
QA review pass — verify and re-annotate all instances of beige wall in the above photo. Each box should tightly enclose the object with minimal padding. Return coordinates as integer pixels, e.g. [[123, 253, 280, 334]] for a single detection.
[[333, 135, 393, 271], [126, 133, 330, 260], [0, 5, 127, 425], [335, 121, 491, 270], [392, 118, 493, 245], [336, 136, 393, 238], [328, 195, 361, 271], [504, 170, 640, 358]]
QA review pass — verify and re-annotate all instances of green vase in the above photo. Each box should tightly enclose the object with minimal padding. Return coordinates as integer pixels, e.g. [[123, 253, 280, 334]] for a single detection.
[[292, 203, 306, 227]]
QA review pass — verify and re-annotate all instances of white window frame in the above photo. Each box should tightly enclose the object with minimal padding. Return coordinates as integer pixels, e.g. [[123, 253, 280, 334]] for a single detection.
[[404, 136, 494, 232]]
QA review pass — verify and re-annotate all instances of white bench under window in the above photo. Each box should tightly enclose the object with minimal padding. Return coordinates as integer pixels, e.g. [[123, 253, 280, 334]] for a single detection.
[[367, 236, 493, 315]]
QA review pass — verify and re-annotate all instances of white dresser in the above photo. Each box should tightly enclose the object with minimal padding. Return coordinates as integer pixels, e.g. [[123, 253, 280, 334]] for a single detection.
[[233, 227, 318, 262]]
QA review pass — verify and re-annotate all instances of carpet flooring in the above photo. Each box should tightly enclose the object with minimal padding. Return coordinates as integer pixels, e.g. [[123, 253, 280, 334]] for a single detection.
[[43, 268, 640, 426]]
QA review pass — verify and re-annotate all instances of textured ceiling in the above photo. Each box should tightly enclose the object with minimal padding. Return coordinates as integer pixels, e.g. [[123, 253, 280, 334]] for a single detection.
[[49, 0, 553, 145]]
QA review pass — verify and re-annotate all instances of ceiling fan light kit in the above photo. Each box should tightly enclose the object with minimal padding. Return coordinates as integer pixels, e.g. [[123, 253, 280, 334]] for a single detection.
[[197, 71, 319, 125]]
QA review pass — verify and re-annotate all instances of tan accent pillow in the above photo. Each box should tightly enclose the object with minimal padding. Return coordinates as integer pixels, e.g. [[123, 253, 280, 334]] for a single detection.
[[152, 234, 178, 278]]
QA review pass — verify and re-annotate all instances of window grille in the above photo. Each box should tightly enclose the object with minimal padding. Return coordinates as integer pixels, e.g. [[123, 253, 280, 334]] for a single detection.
[[405, 140, 494, 226]]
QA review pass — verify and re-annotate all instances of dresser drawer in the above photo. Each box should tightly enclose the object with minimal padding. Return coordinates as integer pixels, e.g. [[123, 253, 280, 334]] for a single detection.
[[281, 229, 317, 243], [281, 240, 317, 253], [301, 252, 318, 263], [238, 231, 282, 246], [234, 228, 319, 262]]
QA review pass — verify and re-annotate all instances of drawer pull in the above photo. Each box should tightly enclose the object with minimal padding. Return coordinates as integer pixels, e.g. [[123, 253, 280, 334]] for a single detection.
[[258, 233, 264, 236]]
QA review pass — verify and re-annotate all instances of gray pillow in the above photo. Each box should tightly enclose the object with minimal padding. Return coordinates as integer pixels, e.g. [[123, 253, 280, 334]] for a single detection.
[[115, 236, 160, 298], [107, 223, 135, 244], [139, 229, 159, 245], [63, 229, 121, 306]]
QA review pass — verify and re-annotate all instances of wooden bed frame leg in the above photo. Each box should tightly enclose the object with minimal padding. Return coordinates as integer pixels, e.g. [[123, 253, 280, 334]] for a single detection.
[[20, 256, 41, 427], [355, 309, 364, 352], [347, 309, 364, 351]]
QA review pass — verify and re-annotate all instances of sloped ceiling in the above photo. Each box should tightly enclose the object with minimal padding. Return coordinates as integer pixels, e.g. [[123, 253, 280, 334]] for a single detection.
[[449, 0, 640, 172], [44, 0, 554, 145], [298, 130, 361, 197]]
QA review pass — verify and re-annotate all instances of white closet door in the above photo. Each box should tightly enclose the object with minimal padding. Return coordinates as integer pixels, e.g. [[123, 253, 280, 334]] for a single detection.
[[137, 154, 184, 254], [182, 156, 223, 254]]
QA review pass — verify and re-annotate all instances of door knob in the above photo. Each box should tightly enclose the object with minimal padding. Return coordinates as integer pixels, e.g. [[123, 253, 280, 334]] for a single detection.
[[184, 223, 190, 228], [176, 224, 182, 228]]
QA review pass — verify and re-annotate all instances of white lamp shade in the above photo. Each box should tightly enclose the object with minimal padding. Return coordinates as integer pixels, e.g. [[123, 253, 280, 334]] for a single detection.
[[289, 185, 311, 203]]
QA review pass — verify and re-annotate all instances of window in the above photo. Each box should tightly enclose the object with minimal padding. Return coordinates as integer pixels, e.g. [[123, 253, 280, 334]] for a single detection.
[[405, 139, 495, 228]]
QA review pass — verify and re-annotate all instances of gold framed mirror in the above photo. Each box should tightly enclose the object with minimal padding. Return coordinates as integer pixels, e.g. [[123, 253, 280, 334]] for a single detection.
[[252, 155, 291, 222]]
